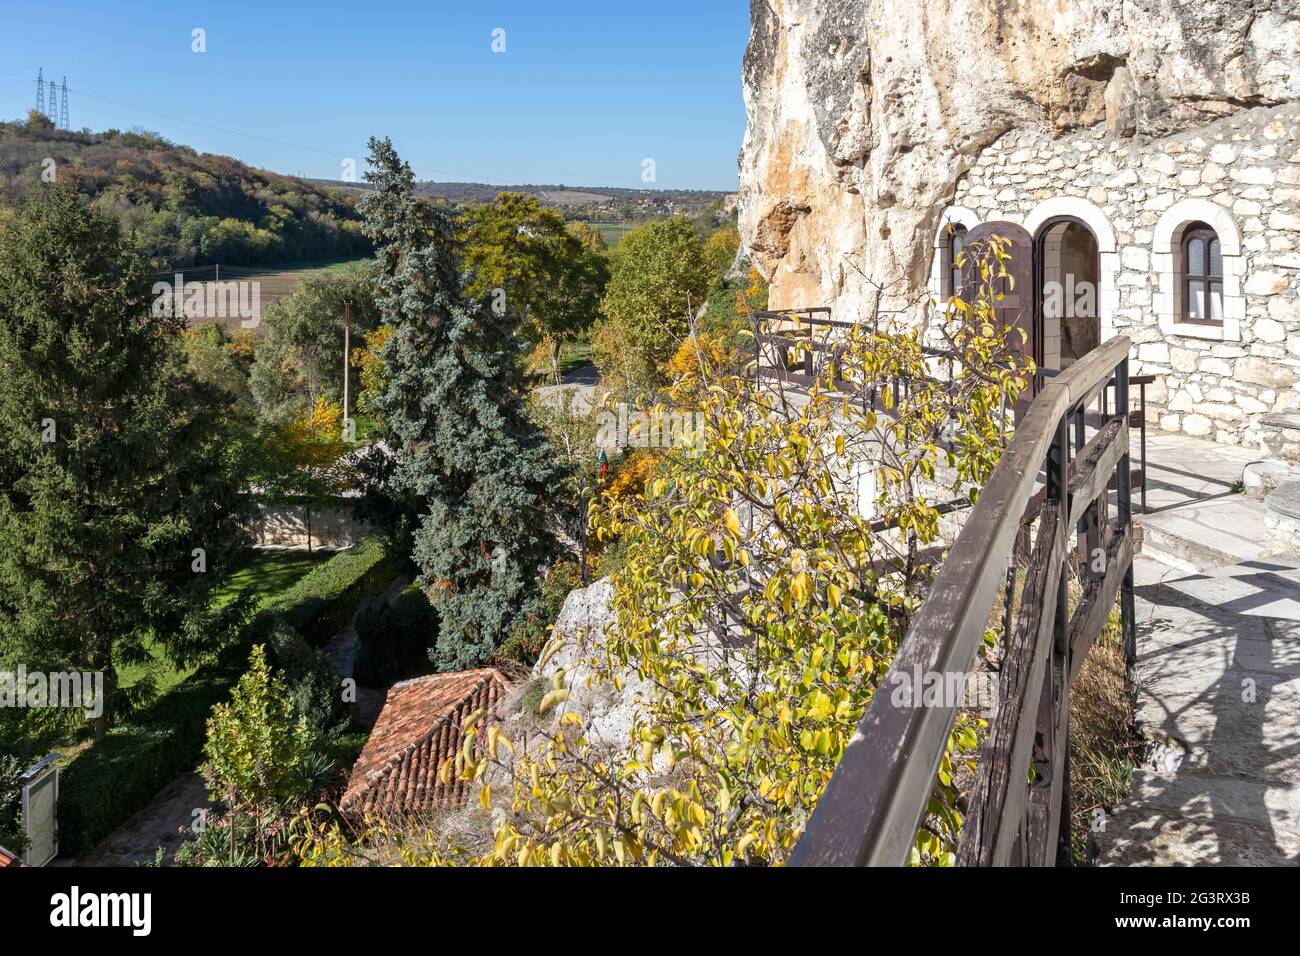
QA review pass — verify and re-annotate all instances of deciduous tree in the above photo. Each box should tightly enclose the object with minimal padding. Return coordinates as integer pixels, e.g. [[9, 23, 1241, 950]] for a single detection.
[[249, 263, 380, 423], [461, 193, 608, 382], [593, 216, 709, 390]]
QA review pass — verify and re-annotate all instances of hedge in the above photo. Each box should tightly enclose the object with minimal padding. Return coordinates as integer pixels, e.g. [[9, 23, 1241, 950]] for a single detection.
[[258, 536, 396, 647], [57, 536, 396, 859]]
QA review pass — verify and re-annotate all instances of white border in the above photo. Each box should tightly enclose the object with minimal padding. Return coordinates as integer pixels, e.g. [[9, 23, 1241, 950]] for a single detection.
[[1024, 196, 1119, 345], [1152, 198, 1244, 342]]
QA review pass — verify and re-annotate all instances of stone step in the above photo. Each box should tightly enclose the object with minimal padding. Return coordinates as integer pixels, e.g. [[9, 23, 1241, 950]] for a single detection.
[[1139, 518, 1252, 572], [1265, 480, 1300, 536], [1144, 559, 1300, 625], [1137, 497, 1295, 572]]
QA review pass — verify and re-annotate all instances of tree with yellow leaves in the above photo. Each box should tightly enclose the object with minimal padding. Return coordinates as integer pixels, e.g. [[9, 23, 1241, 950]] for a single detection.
[[256, 397, 352, 552], [294, 237, 1029, 866]]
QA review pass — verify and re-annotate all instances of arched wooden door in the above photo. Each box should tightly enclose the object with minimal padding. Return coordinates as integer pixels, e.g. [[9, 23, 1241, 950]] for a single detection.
[[960, 221, 1035, 366], [960, 221, 1036, 417]]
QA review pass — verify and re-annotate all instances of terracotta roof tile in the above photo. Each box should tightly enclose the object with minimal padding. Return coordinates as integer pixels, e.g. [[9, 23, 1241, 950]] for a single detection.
[[340, 668, 511, 819], [0, 845, 22, 866]]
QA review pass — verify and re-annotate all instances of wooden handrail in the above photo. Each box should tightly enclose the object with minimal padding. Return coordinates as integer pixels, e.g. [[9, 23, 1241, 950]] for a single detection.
[[789, 335, 1136, 867]]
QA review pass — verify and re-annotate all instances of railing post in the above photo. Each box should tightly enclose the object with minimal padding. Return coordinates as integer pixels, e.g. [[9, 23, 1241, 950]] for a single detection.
[[1139, 380, 1148, 515], [1115, 358, 1137, 678], [1048, 414, 1072, 864]]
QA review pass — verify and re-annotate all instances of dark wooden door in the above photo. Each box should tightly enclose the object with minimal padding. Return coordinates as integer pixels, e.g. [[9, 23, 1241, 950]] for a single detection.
[[961, 221, 1036, 416]]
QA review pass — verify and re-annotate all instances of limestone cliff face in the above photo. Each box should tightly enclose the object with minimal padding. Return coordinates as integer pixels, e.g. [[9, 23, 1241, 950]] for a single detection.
[[739, 0, 1300, 318]]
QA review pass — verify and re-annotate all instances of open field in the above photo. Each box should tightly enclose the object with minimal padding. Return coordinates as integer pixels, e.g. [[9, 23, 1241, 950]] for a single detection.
[[590, 221, 635, 246], [155, 257, 370, 336]]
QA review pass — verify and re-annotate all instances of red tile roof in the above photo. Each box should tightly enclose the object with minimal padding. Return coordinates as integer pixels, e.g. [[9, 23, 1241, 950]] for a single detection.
[[340, 668, 511, 818], [0, 845, 22, 866]]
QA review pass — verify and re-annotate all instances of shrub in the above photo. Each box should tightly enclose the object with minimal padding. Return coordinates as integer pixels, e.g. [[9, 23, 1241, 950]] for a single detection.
[[268, 623, 352, 737], [57, 536, 394, 858], [389, 586, 437, 671], [202, 645, 310, 863], [261, 535, 395, 645], [353, 585, 437, 686], [0, 755, 26, 855]]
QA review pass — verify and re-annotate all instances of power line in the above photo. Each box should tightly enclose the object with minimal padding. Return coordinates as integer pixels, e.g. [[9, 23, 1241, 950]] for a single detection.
[[50, 81, 604, 184], [59, 76, 69, 130], [62, 83, 351, 160]]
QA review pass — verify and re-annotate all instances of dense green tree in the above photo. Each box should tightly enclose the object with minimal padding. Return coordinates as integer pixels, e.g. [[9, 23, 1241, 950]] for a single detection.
[[461, 193, 608, 377], [361, 138, 566, 668], [248, 262, 380, 423], [594, 216, 710, 388], [0, 187, 249, 736], [183, 323, 257, 422]]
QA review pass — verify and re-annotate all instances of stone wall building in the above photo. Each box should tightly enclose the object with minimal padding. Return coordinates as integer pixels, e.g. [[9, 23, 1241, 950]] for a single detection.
[[738, 0, 1300, 456], [932, 104, 1300, 454]]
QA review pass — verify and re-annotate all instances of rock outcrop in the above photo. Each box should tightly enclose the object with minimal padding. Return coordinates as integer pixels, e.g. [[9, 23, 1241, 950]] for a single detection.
[[528, 577, 654, 751], [739, 0, 1300, 318]]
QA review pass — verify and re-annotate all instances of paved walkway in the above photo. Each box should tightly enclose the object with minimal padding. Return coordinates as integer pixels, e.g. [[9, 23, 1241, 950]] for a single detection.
[[321, 575, 410, 727], [69, 772, 210, 867], [1096, 434, 1300, 865]]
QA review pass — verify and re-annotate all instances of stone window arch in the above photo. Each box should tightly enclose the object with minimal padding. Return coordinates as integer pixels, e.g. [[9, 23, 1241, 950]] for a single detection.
[[929, 206, 978, 304], [1153, 199, 1243, 341]]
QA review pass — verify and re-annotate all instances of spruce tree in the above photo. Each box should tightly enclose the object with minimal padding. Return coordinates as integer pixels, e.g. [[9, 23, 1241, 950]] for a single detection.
[[360, 138, 565, 668], [0, 188, 247, 738]]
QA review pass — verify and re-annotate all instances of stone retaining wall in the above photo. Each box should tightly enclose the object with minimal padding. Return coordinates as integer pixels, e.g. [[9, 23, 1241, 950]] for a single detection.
[[244, 503, 369, 550]]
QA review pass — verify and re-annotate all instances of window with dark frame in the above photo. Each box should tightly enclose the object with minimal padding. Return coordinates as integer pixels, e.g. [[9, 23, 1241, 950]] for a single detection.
[[1181, 222, 1223, 325], [942, 223, 967, 298]]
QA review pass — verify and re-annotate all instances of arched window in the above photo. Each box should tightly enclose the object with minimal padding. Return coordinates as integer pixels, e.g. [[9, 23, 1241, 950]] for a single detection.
[[1182, 223, 1223, 325], [941, 224, 967, 298]]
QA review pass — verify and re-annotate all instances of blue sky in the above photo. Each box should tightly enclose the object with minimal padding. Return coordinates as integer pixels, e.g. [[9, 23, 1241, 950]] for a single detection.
[[0, 1, 749, 190]]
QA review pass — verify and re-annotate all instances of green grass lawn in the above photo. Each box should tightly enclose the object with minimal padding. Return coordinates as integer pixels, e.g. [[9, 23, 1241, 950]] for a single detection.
[[209, 548, 332, 611], [116, 549, 332, 696], [589, 222, 634, 247], [557, 342, 593, 376]]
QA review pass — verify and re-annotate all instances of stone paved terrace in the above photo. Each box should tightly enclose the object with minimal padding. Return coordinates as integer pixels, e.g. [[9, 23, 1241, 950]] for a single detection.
[[1138, 433, 1298, 571], [1096, 433, 1300, 865]]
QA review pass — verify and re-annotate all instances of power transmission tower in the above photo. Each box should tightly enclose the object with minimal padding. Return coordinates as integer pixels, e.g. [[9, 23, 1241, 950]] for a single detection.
[[48, 81, 58, 125], [59, 77, 69, 129], [35, 68, 44, 115]]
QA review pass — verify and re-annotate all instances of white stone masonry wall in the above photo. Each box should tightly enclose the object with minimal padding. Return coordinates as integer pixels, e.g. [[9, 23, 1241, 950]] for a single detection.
[[944, 103, 1300, 457]]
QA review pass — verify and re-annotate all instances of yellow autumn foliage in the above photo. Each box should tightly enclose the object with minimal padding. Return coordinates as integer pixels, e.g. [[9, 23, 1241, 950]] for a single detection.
[[294, 236, 1030, 868]]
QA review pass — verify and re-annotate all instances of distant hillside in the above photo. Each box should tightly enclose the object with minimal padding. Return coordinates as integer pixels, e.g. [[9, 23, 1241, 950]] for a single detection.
[[0, 116, 370, 269], [305, 176, 733, 210]]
